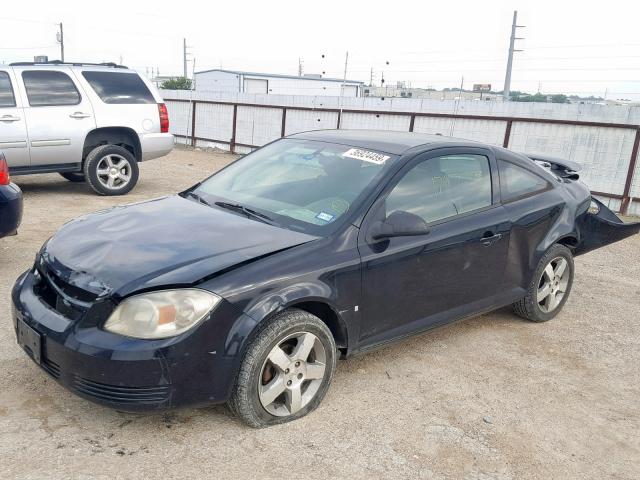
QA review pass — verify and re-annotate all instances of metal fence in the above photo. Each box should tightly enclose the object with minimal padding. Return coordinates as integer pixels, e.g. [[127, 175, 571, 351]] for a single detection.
[[163, 94, 640, 215]]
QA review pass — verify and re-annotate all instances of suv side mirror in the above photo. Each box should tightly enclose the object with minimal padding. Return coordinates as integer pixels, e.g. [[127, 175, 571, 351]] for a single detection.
[[369, 210, 430, 240]]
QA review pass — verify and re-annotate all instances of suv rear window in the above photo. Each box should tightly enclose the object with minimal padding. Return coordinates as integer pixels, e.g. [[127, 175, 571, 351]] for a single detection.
[[0, 72, 16, 107], [82, 71, 155, 104], [22, 70, 81, 106]]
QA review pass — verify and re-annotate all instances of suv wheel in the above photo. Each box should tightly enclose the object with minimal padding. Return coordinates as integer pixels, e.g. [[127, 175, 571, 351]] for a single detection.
[[229, 309, 337, 428], [59, 172, 86, 183], [84, 145, 139, 196]]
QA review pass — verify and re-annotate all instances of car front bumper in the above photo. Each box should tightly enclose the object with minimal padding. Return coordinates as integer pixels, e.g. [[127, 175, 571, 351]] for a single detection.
[[11, 269, 244, 411], [140, 132, 174, 161], [0, 183, 23, 238]]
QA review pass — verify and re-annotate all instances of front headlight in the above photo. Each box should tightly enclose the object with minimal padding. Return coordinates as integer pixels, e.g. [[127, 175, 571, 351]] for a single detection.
[[104, 289, 221, 339]]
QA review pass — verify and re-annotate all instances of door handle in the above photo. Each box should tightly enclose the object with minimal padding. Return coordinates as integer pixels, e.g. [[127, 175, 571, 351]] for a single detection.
[[0, 115, 21, 122], [480, 233, 502, 246], [69, 112, 91, 119]]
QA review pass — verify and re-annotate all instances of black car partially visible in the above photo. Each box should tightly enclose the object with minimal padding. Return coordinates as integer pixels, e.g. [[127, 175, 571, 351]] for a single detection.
[[0, 152, 23, 238]]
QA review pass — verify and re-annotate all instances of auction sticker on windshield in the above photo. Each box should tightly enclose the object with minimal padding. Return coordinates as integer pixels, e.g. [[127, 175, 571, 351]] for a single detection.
[[342, 148, 390, 165]]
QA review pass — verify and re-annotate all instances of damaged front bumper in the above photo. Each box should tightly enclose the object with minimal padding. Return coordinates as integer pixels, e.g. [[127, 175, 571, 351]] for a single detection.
[[11, 269, 243, 411], [575, 198, 640, 255]]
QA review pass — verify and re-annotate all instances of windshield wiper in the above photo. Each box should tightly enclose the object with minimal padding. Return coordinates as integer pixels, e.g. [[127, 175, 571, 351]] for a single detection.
[[185, 191, 213, 207], [214, 201, 276, 225]]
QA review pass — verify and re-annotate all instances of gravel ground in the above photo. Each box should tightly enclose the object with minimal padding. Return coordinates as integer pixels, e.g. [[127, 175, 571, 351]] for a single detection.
[[1, 147, 638, 480]]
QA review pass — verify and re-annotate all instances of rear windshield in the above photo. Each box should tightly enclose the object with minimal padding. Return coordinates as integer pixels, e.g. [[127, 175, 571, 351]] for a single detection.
[[82, 71, 155, 104]]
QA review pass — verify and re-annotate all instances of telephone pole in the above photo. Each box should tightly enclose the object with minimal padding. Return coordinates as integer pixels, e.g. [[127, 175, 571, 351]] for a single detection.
[[183, 38, 192, 79], [338, 51, 349, 126], [57, 23, 64, 62], [503, 10, 525, 101], [298, 58, 303, 76]]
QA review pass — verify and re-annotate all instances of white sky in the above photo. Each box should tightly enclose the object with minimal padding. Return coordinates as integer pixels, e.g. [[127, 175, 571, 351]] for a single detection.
[[1, 0, 639, 99]]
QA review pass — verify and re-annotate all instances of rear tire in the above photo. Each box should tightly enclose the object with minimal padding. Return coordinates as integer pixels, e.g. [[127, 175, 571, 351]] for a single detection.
[[512, 244, 574, 322], [229, 309, 337, 428], [84, 145, 139, 196], [59, 172, 85, 183]]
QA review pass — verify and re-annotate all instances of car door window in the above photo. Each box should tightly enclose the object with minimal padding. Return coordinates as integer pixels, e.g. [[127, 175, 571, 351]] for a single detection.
[[499, 160, 550, 202], [22, 70, 81, 106], [0, 72, 16, 107], [386, 154, 492, 224]]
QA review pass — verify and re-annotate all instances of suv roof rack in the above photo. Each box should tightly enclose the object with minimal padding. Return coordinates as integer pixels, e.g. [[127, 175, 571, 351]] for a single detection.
[[9, 61, 128, 69]]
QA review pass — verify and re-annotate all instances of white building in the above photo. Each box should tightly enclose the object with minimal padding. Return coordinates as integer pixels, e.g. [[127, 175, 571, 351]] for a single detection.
[[194, 69, 363, 97]]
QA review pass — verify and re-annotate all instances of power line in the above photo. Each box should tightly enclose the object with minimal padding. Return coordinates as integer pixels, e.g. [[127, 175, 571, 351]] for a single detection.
[[0, 45, 58, 50], [0, 16, 58, 25]]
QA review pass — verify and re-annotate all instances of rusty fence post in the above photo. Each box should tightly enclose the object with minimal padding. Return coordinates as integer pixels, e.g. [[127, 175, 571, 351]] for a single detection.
[[190, 100, 197, 147], [503, 120, 513, 148], [620, 128, 640, 215], [230, 104, 238, 154]]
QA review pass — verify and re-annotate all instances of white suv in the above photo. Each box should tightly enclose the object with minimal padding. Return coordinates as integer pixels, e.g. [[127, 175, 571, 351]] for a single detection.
[[0, 62, 173, 195]]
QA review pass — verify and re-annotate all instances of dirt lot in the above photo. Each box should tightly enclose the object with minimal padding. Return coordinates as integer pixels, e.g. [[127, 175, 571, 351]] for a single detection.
[[1, 147, 638, 480]]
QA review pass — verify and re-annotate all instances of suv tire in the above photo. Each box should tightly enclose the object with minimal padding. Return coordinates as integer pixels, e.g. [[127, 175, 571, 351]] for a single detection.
[[84, 145, 139, 196], [59, 172, 86, 183], [229, 309, 337, 428]]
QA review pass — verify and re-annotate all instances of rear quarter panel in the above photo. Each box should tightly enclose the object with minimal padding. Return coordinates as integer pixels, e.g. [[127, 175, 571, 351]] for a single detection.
[[501, 185, 579, 291], [71, 69, 161, 135]]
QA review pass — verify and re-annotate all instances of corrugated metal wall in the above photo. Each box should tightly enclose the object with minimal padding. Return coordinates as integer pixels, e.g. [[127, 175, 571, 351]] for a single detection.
[[162, 90, 640, 214]]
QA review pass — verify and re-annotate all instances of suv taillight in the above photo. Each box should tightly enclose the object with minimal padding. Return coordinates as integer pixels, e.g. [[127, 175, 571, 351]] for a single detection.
[[0, 155, 9, 186], [158, 103, 169, 133]]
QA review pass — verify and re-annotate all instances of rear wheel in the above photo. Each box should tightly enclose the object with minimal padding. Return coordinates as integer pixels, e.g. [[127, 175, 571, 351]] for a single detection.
[[229, 309, 337, 428], [84, 145, 139, 196], [512, 244, 574, 322], [59, 172, 85, 183]]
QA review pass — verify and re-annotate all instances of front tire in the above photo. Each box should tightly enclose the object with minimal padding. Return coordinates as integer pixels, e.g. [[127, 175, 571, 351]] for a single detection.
[[512, 244, 574, 322], [229, 309, 337, 428], [84, 145, 139, 196]]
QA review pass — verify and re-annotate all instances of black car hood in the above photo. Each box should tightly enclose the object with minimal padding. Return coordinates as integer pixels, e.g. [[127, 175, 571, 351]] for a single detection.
[[40, 195, 317, 298]]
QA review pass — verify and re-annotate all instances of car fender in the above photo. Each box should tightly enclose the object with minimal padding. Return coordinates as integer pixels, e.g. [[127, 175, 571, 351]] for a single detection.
[[536, 201, 579, 257], [223, 282, 346, 358]]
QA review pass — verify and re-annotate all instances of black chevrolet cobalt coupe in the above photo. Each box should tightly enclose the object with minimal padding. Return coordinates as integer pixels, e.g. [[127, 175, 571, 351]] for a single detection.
[[12, 130, 639, 427]]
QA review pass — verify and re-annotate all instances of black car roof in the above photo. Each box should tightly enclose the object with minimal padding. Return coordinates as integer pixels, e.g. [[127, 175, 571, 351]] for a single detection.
[[287, 129, 482, 155]]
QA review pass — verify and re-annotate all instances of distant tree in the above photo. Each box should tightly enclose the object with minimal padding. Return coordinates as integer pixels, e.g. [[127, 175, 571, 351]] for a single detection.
[[550, 94, 569, 104], [161, 77, 192, 90]]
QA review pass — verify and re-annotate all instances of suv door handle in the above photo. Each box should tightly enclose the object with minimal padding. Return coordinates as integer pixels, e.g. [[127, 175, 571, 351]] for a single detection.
[[480, 233, 502, 246], [69, 112, 91, 119], [0, 115, 21, 122]]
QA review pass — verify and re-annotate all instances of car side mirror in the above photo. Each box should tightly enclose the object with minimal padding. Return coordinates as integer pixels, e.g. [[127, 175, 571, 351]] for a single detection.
[[369, 210, 430, 240]]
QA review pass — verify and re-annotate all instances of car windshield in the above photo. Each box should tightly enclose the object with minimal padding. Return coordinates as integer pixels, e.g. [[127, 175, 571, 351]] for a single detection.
[[193, 139, 396, 235]]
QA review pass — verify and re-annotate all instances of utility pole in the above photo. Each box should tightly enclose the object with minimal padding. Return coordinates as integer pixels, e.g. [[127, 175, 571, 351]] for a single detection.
[[183, 38, 192, 79], [298, 58, 303, 76], [56, 23, 64, 62], [369, 67, 374, 87], [503, 10, 525, 101], [338, 51, 349, 126]]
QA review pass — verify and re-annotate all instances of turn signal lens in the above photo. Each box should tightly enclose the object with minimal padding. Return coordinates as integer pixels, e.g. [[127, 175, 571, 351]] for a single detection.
[[104, 289, 220, 339]]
